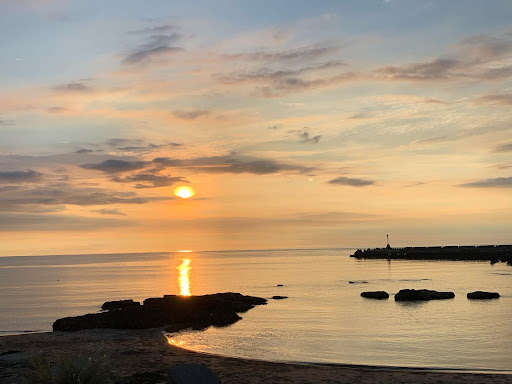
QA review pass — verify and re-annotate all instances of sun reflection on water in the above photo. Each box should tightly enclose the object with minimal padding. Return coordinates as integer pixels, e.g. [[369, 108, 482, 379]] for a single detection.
[[178, 258, 191, 296], [167, 337, 186, 348]]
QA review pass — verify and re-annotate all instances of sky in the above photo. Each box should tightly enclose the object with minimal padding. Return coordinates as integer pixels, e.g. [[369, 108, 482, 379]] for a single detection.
[[1, 0, 511, 256]]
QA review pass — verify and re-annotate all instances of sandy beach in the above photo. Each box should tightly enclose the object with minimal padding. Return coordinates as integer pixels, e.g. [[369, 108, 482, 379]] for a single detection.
[[1, 329, 511, 384]]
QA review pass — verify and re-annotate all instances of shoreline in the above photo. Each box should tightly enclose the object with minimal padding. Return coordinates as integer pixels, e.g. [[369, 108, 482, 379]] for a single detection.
[[2, 330, 512, 384], [170, 341, 512, 376]]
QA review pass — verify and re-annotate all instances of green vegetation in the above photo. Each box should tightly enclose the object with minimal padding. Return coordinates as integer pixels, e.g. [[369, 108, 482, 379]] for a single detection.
[[24, 353, 114, 384]]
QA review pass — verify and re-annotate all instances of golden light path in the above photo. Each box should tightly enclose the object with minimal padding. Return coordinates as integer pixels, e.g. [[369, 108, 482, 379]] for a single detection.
[[167, 338, 186, 347], [174, 186, 195, 199], [178, 258, 191, 296]]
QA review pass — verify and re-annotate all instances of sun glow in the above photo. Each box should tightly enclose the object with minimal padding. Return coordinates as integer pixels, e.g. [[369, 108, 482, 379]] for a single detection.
[[174, 186, 194, 199], [178, 258, 191, 296]]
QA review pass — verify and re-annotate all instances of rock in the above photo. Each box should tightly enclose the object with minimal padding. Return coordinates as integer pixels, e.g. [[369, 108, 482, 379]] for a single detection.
[[467, 291, 500, 300], [101, 299, 140, 311], [53, 292, 267, 332], [361, 291, 389, 300], [271, 296, 288, 300], [167, 363, 220, 384], [276, 284, 284, 287], [349, 280, 368, 284], [395, 289, 455, 301]]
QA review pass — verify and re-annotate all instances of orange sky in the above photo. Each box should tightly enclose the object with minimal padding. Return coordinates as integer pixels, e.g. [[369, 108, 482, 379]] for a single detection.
[[1, 1, 511, 255]]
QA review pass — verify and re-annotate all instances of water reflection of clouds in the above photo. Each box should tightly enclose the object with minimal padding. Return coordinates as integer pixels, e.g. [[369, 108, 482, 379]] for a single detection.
[[178, 258, 191, 296]]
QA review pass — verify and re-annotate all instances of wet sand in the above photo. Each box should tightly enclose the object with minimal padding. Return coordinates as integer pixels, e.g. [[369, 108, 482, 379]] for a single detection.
[[1, 329, 511, 384]]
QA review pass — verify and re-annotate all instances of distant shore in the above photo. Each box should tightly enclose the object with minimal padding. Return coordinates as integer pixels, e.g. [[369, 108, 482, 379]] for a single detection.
[[351, 244, 512, 263], [2, 329, 512, 384]]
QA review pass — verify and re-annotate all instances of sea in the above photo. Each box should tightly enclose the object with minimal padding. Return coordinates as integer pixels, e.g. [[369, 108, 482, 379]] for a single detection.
[[1, 248, 511, 372]]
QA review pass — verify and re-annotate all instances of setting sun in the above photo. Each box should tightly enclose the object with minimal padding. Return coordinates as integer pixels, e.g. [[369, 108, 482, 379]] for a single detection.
[[174, 186, 195, 199]]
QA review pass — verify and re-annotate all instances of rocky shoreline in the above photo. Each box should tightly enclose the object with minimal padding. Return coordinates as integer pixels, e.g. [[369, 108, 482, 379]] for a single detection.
[[53, 292, 267, 333]]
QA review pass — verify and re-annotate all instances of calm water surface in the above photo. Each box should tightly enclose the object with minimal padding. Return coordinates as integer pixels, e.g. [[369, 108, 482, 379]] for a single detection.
[[1, 248, 511, 371]]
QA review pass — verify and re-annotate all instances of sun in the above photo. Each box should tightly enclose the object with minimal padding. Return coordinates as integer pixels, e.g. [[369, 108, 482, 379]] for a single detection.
[[174, 186, 195, 199]]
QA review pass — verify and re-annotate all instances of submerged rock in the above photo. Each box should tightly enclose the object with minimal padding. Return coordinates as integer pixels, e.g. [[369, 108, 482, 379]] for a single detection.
[[53, 292, 266, 332], [394, 289, 455, 301], [467, 291, 500, 300], [361, 291, 389, 300], [271, 295, 288, 300]]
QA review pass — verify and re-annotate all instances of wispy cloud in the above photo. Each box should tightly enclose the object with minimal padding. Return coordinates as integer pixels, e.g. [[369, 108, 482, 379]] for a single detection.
[[375, 58, 460, 81], [474, 93, 512, 106], [494, 142, 512, 153], [216, 61, 346, 83], [153, 154, 314, 175], [0, 212, 128, 232], [128, 24, 178, 35], [328, 176, 375, 187], [122, 33, 184, 65], [258, 72, 357, 97], [173, 109, 211, 120], [93, 208, 127, 216], [53, 81, 92, 92], [375, 33, 512, 82], [75, 148, 97, 154], [411, 136, 450, 145], [298, 129, 321, 144], [112, 173, 188, 189], [0, 170, 42, 183], [0, 184, 170, 210], [459, 177, 512, 188], [80, 159, 149, 173], [224, 44, 341, 62]]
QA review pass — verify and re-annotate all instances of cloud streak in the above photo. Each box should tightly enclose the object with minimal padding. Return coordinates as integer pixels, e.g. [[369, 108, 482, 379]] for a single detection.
[[459, 177, 512, 188], [173, 109, 211, 120], [494, 142, 512, 153], [122, 33, 184, 65], [153, 154, 314, 175], [328, 176, 375, 187], [53, 82, 92, 92], [0, 184, 170, 210], [0, 170, 42, 183], [224, 44, 341, 62], [112, 173, 188, 188], [80, 159, 149, 173]]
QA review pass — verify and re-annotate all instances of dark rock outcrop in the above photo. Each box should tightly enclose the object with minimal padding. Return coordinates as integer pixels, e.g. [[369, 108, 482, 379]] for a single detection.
[[101, 299, 140, 311], [467, 291, 500, 300], [394, 289, 455, 301], [361, 291, 389, 300], [53, 292, 266, 332], [167, 363, 220, 384], [271, 295, 288, 300]]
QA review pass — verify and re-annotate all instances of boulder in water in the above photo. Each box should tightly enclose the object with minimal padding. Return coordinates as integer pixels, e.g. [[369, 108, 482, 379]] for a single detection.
[[395, 289, 454, 301], [361, 291, 389, 300], [467, 291, 500, 300]]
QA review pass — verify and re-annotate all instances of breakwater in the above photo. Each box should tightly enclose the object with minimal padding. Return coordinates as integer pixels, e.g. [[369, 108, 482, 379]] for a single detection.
[[351, 245, 512, 264]]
